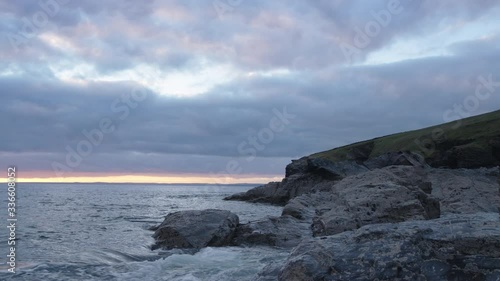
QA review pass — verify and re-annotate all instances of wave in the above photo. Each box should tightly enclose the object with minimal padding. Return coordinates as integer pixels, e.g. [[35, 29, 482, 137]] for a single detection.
[[0, 247, 287, 281]]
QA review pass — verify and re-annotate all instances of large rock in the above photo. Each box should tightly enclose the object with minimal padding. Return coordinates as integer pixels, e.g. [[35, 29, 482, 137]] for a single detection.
[[285, 157, 309, 177], [232, 166, 444, 248], [224, 157, 368, 205], [224, 173, 337, 205], [224, 151, 430, 206], [279, 212, 500, 281], [152, 209, 239, 249], [285, 166, 441, 237], [231, 165, 499, 250]]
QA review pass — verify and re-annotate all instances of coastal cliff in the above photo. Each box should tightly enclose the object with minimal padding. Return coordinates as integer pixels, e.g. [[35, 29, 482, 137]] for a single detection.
[[225, 110, 500, 206], [153, 110, 500, 280]]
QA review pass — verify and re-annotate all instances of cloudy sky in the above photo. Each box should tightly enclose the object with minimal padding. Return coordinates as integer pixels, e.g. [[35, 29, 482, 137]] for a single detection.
[[1, 0, 499, 183]]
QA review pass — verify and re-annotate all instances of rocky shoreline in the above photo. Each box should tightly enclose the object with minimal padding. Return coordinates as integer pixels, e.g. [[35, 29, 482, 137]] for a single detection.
[[149, 150, 500, 280]]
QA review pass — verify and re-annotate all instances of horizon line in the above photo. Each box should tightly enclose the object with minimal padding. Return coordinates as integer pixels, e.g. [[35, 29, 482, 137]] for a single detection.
[[15, 181, 263, 185]]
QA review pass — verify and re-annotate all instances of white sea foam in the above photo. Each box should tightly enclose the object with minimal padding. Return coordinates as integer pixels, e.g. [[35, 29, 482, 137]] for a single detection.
[[111, 247, 288, 281]]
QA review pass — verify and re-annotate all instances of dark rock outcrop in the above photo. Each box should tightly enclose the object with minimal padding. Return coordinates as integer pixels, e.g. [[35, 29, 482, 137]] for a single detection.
[[231, 166, 444, 248], [305, 157, 370, 179], [428, 139, 500, 168], [363, 151, 428, 169], [279, 212, 500, 281], [491, 137, 500, 161], [285, 156, 371, 178], [223, 173, 337, 205], [287, 166, 441, 237], [225, 151, 429, 205], [152, 209, 239, 250], [232, 215, 312, 248], [224, 156, 369, 205], [227, 111, 500, 280], [285, 157, 309, 177]]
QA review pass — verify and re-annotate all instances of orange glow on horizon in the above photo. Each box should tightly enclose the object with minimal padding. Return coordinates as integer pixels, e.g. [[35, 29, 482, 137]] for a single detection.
[[2, 172, 283, 184]]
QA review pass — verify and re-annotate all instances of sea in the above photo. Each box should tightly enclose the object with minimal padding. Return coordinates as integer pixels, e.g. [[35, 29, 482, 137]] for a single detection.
[[0, 183, 288, 281]]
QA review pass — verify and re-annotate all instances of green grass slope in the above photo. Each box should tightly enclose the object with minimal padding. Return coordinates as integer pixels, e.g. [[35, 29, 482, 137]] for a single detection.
[[311, 110, 500, 167]]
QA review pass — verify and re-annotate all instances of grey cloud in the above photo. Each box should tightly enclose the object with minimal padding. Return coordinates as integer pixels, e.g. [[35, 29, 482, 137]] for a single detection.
[[1, 0, 499, 176], [4, 0, 499, 72], [2, 39, 499, 157]]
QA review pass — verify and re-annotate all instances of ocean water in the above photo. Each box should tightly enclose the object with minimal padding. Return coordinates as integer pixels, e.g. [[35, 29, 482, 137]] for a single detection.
[[0, 183, 287, 280]]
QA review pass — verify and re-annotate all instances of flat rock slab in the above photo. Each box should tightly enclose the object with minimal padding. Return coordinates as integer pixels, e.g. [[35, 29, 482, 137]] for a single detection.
[[278, 212, 500, 281], [152, 209, 239, 249]]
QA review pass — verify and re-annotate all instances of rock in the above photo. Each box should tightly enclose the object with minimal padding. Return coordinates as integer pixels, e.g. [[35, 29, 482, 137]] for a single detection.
[[152, 209, 239, 249], [294, 166, 441, 236], [427, 138, 500, 168], [344, 140, 375, 161], [285, 157, 309, 177], [448, 144, 498, 168], [363, 151, 428, 170], [255, 260, 289, 281], [281, 195, 316, 221], [232, 215, 312, 248], [224, 173, 336, 205], [428, 167, 500, 214], [306, 157, 369, 179], [225, 151, 431, 206], [279, 212, 500, 281], [491, 137, 500, 161], [224, 182, 286, 205], [225, 157, 368, 205]]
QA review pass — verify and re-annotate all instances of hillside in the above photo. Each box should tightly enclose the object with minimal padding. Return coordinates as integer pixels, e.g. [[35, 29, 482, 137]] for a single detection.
[[311, 109, 500, 168]]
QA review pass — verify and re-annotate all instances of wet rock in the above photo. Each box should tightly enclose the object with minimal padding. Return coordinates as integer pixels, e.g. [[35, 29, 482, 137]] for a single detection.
[[152, 209, 239, 250]]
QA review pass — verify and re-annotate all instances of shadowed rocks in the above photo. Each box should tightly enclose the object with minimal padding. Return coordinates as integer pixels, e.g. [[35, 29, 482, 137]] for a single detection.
[[152, 209, 239, 250], [278, 213, 500, 281], [224, 151, 427, 205], [151, 157, 500, 280]]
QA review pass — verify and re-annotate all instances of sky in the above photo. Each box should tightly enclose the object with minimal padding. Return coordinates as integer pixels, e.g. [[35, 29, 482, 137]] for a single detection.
[[1, 0, 500, 184]]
